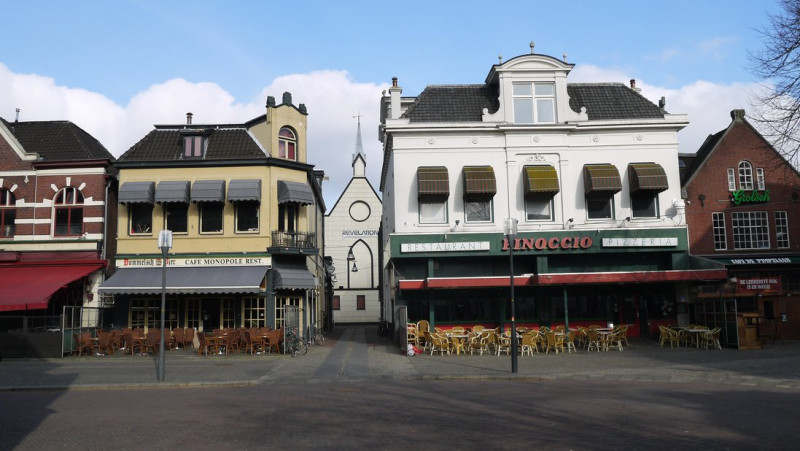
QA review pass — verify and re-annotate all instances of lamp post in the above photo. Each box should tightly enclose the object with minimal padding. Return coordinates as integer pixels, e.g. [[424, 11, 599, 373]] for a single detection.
[[157, 229, 173, 382], [504, 218, 518, 373]]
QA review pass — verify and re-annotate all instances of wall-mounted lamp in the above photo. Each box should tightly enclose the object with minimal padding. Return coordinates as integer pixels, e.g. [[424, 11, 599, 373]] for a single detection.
[[347, 249, 358, 272], [351, 261, 359, 273], [625, 217, 631, 222], [698, 194, 706, 207]]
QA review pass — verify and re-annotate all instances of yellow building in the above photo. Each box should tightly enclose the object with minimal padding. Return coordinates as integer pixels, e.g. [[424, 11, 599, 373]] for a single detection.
[[100, 93, 326, 339]]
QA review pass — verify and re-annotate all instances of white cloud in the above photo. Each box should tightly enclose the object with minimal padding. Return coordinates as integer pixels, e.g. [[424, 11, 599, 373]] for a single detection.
[[0, 64, 388, 207], [570, 64, 761, 155]]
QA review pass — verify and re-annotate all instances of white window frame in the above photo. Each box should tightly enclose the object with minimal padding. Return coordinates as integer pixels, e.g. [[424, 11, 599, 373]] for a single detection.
[[512, 82, 555, 124], [464, 198, 493, 223], [756, 168, 766, 190], [199, 202, 224, 234], [712, 212, 727, 250], [585, 194, 614, 220], [128, 203, 153, 236], [524, 194, 554, 222], [732, 211, 769, 250], [738, 161, 754, 191], [419, 200, 448, 224], [234, 200, 260, 233], [630, 191, 659, 219], [727, 168, 736, 191], [775, 211, 790, 249]]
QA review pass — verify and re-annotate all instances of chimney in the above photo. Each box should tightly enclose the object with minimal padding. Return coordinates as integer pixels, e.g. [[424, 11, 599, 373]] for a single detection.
[[630, 79, 641, 93], [731, 109, 746, 121], [659, 97, 666, 109], [186, 112, 193, 125], [15, 108, 20, 123], [389, 77, 403, 119]]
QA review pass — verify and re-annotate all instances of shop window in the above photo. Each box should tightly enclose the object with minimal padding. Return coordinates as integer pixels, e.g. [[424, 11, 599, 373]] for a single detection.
[[235, 201, 260, 233], [512, 82, 555, 124], [129, 203, 153, 235], [732, 211, 769, 249], [712, 212, 727, 250], [186, 298, 201, 330], [356, 295, 366, 310], [419, 200, 447, 224], [221, 298, 235, 329], [200, 203, 223, 233], [0, 188, 15, 237], [164, 203, 188, 234], [54, 187, 84, 236], [275, 296, 301, 329], [631, 191, 658, 218], [278, 127, 297, 161], [775, 211, 790, 249], [243, 297, 267, 328], [332, 295, 340, 310]]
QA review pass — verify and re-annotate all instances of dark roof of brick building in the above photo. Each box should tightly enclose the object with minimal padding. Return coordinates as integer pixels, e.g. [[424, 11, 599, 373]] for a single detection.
[[1, 118, 114, 161], [118, 127, 266, 162]]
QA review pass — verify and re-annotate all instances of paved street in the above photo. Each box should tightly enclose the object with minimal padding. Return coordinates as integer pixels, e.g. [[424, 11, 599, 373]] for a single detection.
[[1, 326, 799, 449]]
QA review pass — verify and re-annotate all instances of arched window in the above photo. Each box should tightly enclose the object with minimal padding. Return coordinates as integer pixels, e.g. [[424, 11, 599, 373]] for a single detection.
[[278, 127, 297, 161], [738, 161, 754, 191], [54, 187, 84, 236], [0, 188, 15, 237]]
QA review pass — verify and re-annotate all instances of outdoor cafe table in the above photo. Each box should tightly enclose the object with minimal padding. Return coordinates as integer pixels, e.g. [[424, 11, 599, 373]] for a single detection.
[[446, 333, 469, 355], [683, 328, 708, 349]]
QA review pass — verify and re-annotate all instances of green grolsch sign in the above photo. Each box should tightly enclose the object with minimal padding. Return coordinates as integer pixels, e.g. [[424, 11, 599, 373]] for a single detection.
[[731, 189, 770, 205]]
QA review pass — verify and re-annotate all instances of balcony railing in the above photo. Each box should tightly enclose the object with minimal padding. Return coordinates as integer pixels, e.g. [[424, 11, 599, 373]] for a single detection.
[[270, 230, 317, 251]]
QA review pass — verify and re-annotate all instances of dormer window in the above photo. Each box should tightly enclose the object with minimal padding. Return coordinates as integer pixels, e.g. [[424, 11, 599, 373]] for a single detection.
[[513, 82, 555, 124], [184, 135, 205, 158], [278, 127, 297, 161]]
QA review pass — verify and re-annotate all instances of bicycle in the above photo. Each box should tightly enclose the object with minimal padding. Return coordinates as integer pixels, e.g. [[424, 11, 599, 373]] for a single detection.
[[313, 326, 325, 345], [285, 328, 308, 357], [377, 320, 389, 337]]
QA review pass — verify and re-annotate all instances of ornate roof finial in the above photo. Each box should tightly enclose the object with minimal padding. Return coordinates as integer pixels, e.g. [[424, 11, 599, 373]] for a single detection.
[[563, 52, 567, 62], [498, 53, 502, 64], [530, 41, 535, 54]]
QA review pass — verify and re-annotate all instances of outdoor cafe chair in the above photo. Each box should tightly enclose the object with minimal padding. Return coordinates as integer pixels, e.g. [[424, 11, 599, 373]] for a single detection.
[[429, 333, 450, 356], [564, 331, 577, 354], [586, 329, 602, 352], [658, 325, 680, 348], [496, 334, 511, 356], [605, 330, 624, 352], [519, 333, 536, 356], [472, 325, 485, 334], [702, 327, 722, 350], [144, 331, 160, 354], [544, 331, 563, 354], [172, 328, 185, 349], [92, 332, 115, 356]]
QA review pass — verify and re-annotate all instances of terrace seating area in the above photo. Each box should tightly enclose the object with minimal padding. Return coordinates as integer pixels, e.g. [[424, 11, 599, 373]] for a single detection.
[[71, 327, 288, 357], [406, 322, 634, 356], [659, 324, 723, 350]]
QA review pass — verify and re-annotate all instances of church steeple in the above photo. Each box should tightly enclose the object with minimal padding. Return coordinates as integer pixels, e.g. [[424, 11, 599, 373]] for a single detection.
[[352, 113, 366, 177]]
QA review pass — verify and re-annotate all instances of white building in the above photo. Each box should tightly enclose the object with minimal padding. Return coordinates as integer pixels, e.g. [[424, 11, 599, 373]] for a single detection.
[[325, 120, 383, 323], [378, 48, 727, 338]]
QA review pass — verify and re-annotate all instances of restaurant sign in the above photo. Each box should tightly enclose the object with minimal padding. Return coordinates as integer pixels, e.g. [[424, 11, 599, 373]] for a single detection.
[[401, 242, 491, 253], [117, 256, 271, 268], [736, 276, 782, 294], [731, 189, 770, 206], [502, 236, 593, 251], [602, 237, 678, 247]]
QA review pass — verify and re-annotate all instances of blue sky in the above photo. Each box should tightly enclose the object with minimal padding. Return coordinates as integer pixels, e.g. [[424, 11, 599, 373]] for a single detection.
[[0, 0, 782, 206]]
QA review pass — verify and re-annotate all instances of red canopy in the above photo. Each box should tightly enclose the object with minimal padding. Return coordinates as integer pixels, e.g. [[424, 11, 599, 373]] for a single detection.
[[0, 263, 103, 311]]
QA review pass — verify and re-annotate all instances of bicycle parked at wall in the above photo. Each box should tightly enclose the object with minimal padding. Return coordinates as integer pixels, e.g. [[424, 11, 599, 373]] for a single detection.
[[285, 328, 308, 357]]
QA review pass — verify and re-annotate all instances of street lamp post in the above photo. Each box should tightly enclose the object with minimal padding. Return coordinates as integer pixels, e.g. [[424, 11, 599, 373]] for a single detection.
[[157, 229, 173, 382], [504, 218, 518, 373]]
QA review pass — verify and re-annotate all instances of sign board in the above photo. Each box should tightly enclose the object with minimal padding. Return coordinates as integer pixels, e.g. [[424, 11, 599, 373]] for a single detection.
[[117, 256, 271, 268]]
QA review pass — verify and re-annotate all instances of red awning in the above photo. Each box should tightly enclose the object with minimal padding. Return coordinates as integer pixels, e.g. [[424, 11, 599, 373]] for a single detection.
[[0, 263, 103, 311], [398, 269, 728, 290]]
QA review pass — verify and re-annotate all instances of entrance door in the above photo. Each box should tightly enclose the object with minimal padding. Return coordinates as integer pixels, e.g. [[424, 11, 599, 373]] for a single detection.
[[618, 296, 641, 337], [201, 299, 220, 332]]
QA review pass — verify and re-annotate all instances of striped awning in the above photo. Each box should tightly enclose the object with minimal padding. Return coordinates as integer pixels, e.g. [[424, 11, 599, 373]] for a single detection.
[[628, 163, 669, 193], [524, 165, 560, 195], [463, 166, 496, 200], [155, 181, 190, 203], [583, 164, 622, 194], [118, 181, 155, 204], [417, 167, 449, 201]]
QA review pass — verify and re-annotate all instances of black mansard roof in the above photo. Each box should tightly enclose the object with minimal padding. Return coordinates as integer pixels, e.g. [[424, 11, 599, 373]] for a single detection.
[[1, 118, 114, 161], [118, 126, 266, 162]]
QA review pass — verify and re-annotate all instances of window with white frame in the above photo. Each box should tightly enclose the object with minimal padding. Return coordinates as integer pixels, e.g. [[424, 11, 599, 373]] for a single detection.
[[586, 194, 614, 220], [0, 188, 15, 237], [525, 194, 554, 221], [738, 161, 754, 190], [732, 211, 769, 249], [512, 83, 555, 124], [199, 202, 223, 233], [419, 201, 447, 224], [631, 191, 658, 218], [278, 127, 297, 161], [129, 203, 153, 235], [727, 168, 736, 191], [164, 203, 188, 234], [54, 187, 84, 236], [712, 212, 727, 250], [757, 168, 766, 190], [775, 211, 790, 248], [235, 200, 260, 233]]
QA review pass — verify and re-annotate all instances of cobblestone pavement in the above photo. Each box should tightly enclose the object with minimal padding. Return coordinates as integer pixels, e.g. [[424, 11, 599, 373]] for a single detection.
[[2, 326, 800, 450], [1, 325, 799, 391]]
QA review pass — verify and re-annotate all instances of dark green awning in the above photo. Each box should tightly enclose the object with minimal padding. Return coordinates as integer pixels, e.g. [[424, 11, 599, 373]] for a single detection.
[[417, 167, 449, 201], [628, 163, 668, 193], [583, 164, 622, 194], [524, 165, 560, 195], [119, 181, 155, 204], [463, 166, 496, 200]]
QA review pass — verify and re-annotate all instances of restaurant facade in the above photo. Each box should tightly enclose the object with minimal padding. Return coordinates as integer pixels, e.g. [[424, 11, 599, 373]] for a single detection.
[[378, 49, 727, 339], [99, 94, 327, 339]]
